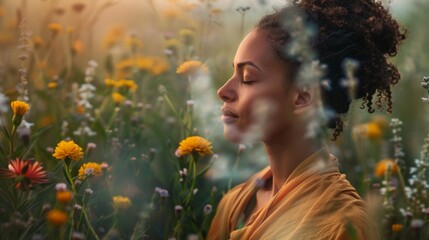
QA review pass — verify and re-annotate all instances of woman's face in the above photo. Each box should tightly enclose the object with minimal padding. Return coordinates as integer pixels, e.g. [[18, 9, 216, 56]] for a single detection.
[[218, 29, 298, 143]]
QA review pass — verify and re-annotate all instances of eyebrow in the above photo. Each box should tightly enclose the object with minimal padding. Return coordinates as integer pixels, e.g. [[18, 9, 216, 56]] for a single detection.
[[232, 61, 262, 71]]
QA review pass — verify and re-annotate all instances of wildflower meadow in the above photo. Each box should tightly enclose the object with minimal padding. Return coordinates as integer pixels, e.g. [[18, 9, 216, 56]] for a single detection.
[[0, 0, 428, 239]]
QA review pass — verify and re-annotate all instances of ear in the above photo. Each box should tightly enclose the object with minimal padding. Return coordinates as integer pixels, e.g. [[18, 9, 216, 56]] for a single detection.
[[293, 85, 316, 114]]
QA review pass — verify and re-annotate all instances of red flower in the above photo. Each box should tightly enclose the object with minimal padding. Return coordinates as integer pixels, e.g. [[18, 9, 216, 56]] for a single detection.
[[0, 158, 48, 190]]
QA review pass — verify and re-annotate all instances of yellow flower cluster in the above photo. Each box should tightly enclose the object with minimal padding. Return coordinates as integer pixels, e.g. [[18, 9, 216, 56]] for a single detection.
[[374, 159, 399, 177], [78, 162, 102, 179], [105, 79, 138, 91], [113, 195, 131, 210], [176, 136, 213, 157], [11, 100, 30, 116], [52, 140, 84, 161], [115, 56, 169, 77], [176, 60, 208, 76]]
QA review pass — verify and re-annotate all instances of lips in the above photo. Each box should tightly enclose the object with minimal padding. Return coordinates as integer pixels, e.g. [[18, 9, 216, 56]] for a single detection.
[[221, 107, 239, 123]]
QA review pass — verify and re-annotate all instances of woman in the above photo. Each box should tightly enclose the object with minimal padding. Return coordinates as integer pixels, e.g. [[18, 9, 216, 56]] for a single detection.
[[208, 0, 405, 239]]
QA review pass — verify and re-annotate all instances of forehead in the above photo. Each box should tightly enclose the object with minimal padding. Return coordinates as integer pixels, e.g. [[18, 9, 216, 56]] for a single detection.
[[234, 29, 277, 67]]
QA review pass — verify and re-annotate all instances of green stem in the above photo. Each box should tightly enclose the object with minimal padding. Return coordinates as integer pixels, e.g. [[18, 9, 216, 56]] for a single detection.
[[64, 163, 100, 240], [9, 125, 17, 157], [396, 167, 409, 206]]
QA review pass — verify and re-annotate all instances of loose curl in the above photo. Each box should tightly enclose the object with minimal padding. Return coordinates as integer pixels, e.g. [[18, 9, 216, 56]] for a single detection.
[[256, 0, 406, 140]]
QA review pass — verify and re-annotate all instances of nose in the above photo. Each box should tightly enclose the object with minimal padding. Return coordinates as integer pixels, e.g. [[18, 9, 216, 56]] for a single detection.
[[217, 78, 237, 103]]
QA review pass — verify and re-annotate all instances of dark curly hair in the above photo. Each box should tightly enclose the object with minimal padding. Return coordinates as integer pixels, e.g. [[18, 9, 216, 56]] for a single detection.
[[256, 0, 406, 140]]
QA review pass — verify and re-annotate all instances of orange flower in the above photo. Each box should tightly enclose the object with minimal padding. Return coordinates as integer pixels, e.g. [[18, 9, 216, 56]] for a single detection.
[[0, 158, 48, 190], [176, 136, 213, 157], [11, 100, 30, 116], [52, 140, 84, 161], [176, 60, 208, 76], [46, 209, 68, 227], [374, 159, 399, 177], [392, 224, 403, 232], [48, 23, 62, 34], [56, 190, 73, 203]]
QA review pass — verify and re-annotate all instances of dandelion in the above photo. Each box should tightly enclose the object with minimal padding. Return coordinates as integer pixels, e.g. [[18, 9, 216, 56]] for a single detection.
[[112, 196, 131, 210], [56, 190, 73, 204], [78, 162, 102, 179], [46, 209, 68, 227], [0, 158, 48, 190], [374, 159, 399, 177], [52, 140, 84, 161], [176, 60, 208, 76], [112, 92, 125, 104], [48, 23, 62, 34], [176, 136, 213, 157]]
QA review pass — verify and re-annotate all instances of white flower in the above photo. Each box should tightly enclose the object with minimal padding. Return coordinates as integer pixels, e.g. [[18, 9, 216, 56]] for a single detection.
[[0, 93, 9, 113]]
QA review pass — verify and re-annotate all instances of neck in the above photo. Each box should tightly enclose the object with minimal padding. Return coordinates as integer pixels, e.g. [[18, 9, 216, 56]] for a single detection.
[[263, 132, 322, 196]]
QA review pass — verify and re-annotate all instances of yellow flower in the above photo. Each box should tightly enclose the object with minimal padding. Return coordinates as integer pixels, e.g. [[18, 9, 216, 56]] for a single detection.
[[56, 190, 73, 203], [71, 40, 84, 55], [46, 209, 68, 227], [112, 92, 125, 104], [113, 195, 131, 210], [374, 159, 399, 177], [176, 136, 213, 157], [352, 122, 382, 141], [48, 82, 58, 89], [78, 162, 102, 179], [48, 23, 62, 34], [105, 79, 117, 87], [117, 79, 138, 91], [165, 38, 181, 54], [52, 140, 84, 161], [33, 36, 44, 49], [179, 29, 195, 46], [11, 100, 30, 116], [365, 122, 382, 140], [176, 60, 208, 76]]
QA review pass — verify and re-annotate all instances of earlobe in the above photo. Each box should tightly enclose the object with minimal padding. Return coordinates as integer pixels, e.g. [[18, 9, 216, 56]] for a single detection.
[[293, 87, 315, 114]]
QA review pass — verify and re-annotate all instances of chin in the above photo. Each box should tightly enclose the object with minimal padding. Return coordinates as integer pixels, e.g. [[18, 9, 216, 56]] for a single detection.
[[223, 125, 243, 143], [223, 124, 264, 144]]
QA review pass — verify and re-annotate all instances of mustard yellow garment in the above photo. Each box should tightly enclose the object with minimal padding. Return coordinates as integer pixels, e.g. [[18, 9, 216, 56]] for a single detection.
[[208, 148, 378, 240]]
